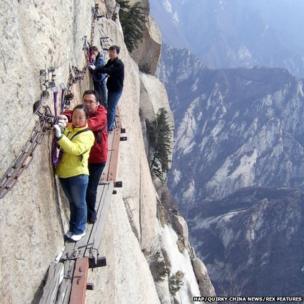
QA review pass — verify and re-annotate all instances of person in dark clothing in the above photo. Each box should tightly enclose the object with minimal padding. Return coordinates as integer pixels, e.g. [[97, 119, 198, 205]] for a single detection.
[[89, 46, 108, 106], [89, 45, 124, 131]]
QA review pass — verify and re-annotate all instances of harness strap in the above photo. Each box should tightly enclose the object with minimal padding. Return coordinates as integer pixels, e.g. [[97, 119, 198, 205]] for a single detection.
[[67, 128, 90, 141]]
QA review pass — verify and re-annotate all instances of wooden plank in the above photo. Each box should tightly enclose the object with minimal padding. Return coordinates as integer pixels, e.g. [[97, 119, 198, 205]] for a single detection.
[[56, 260, 75, 304], [75, 184, 107, 255], [85, 185, 109, 254], [69, 258, 89, 304], [61, 241, 77, 260], [109, 109, 122, 182], [87, 182, 113, 253], [39, 262, 64, 304], [101, 108, 122, 182], [100, 132, 114, 182], [115, 108, 122, 129], [107, 127, 121, 182]]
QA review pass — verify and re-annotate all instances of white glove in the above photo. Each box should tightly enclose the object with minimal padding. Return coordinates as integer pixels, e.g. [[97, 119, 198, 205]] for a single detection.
[[89, 64, 96, 70], [54, 124, 62, 139], [58, 115, 68, 128], [58, 121, 66, 129]]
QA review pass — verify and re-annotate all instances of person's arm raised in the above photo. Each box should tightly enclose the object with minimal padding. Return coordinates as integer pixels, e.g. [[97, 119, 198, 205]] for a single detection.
[[95, 60, 123, 75], [95, 56, 105, 70], [57, 132, 94, 156]]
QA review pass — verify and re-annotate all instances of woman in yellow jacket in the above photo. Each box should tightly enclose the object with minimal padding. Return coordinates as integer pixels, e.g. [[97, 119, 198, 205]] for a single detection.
[[54, 104, 95, 242]]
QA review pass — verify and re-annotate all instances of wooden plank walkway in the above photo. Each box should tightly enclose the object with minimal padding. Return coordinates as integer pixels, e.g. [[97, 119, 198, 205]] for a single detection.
[[101, 109, 122, 183], [39, 263, 64, 304], [39, 110, 123, 304], [69, 258, 89, 304]]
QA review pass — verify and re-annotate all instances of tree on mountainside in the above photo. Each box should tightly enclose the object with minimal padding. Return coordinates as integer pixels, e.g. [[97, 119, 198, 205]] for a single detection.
[[116, 0, 147, 52], [146, 108, 173, 182]]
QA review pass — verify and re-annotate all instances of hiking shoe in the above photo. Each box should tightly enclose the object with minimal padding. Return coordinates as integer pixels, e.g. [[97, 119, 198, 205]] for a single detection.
[[64, 231, 73, 239], [88, 215, 97, 224], [70, 232, 86, 242]]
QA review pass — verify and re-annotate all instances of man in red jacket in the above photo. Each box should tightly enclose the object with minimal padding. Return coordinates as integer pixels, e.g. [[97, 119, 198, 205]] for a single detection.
[[60, 90, 108, 223]]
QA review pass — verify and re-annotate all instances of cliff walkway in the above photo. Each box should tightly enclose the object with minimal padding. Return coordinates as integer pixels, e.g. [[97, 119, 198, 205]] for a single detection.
[[39, 111, 125, 304], [0, 3, 125, 303]]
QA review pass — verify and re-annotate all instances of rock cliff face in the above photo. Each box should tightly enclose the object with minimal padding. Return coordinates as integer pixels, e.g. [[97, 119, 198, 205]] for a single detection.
[[131, 16, 162, 75], [0, 1, 214, 303]]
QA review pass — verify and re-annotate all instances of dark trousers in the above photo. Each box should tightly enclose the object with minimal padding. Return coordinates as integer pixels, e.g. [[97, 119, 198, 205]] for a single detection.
[[93, 80, 107, 107], [86, 163, 106, 221], [107, 90, 122, 131], [60, 175, 88, 234]]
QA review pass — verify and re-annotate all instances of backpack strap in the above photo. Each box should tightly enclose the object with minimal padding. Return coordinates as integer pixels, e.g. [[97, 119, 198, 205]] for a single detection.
[[68, 128, 90, 141], [95, 126, 106, 144]]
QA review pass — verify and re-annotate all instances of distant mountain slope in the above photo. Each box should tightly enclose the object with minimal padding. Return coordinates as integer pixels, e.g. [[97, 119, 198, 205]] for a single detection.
[[151, 0, 304, 77], [149, 0, 188, 49], [159, 46, 304, 209], [153, 2, 304, 297], [159, 45, 304, 297], [188, 187, 304, 295]]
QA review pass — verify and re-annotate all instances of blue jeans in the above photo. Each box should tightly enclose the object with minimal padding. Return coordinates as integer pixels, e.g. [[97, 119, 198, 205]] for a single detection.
[[94, 80, 107, 107], [107, 90, 122, 130], [86, 163, 106, 221], [60, 175, 89, 234]]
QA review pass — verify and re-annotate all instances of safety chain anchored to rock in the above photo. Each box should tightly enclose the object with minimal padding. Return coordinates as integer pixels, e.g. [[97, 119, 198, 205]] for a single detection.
[[0, 2, 113, 200], [0, 104, 55, 200], [0, 61, 91, 201]]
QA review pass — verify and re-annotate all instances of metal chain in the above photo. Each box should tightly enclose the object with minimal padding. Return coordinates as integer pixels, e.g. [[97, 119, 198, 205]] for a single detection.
[[0, 3, 112, 201], [0, 105, 55, 200], [91, 3, 110, 44]]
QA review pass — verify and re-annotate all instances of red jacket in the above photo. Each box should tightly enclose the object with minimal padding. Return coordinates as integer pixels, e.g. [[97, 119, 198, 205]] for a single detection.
[[63, 106, 108, 164]]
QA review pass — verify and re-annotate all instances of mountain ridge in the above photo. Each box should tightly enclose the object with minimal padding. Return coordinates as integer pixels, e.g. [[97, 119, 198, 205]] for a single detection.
[[188, 186, 304, 295], [159, 44, 304, 296], [152, 0, 304, 78]]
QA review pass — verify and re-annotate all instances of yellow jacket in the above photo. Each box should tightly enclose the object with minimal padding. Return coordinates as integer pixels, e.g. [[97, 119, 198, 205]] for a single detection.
[[56, 124, 95, 178]]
